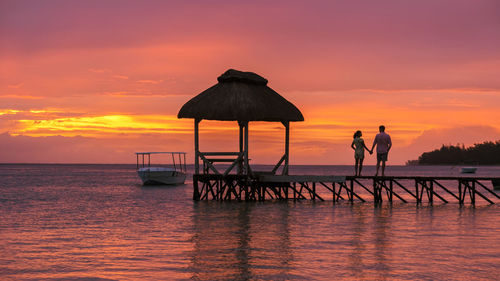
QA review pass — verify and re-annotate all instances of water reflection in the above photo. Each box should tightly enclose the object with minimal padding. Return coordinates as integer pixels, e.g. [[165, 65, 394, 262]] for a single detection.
[[372, 205, 393, 280], [189, 202, 294, 280], [347, 204, 367, 280]]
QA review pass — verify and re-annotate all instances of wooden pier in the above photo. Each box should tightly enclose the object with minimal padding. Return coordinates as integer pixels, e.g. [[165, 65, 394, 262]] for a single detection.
[[193, 174, 500, 205], [178, 70, 500, 206]]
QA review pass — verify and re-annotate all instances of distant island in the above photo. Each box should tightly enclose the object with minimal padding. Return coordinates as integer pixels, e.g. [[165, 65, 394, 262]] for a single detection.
[[407, 140, 500, 165]]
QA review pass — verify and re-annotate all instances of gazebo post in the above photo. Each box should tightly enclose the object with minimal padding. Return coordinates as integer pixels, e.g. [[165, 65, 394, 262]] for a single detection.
[[244, 121, 249, 176], [238, 121, 244, 175], [194, 119, 200, 175], [284, 121, 290, 175]]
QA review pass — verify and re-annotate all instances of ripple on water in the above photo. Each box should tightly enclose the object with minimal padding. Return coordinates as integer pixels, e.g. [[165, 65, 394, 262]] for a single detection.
[[1, 164, 500, 280]]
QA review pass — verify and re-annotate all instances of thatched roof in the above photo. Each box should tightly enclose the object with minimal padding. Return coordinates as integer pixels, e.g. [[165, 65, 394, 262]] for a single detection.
[[177, 69, 304, 122]]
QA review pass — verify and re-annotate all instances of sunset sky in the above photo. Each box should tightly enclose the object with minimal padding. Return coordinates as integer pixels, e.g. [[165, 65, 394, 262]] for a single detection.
[[1, 0, 499, 165]]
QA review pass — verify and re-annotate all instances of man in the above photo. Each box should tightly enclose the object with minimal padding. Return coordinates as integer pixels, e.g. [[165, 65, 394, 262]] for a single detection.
[[371, 125, 392, 176]]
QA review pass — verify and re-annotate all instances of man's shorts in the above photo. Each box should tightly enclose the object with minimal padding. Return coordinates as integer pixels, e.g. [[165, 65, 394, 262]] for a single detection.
[[377, 152, 388, 162]]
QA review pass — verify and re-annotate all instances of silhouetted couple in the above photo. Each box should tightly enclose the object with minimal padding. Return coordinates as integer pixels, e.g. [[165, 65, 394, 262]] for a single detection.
[[351, 125, 392, 176]]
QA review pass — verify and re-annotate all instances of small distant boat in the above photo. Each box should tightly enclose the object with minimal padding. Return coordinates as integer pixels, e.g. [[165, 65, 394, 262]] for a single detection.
[[135, 152, 187, 185], [460, 167, 477, 174]]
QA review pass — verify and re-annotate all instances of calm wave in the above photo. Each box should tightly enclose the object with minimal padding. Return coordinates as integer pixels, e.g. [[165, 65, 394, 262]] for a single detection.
[[1, 164, 500, 280]]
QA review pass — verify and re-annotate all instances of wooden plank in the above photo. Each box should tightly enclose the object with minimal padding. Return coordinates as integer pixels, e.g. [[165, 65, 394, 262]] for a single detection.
[[290, 183, 307, 200], [379, 180, 407, 203], [298, 182, 324, 201], [432, 180, 459, 200], [476, 181, 500, 199], [319, 182, 345, 200], [205, 158, 239, 162], [199, 154, 220, 175], [351, 188, 365, 202], [391, 179, 417, 199], [200, 152, 241, 156], [473, 187, 494, 204], [271, 154, 286, 174], [422, 180, 448, 203], [224, 154, 243, 176], [462, 180, 493, 204], [353, 179, 375, 195]]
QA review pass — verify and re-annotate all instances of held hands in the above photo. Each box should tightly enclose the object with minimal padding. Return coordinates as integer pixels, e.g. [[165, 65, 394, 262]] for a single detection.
[[369, 149, 373, 155]]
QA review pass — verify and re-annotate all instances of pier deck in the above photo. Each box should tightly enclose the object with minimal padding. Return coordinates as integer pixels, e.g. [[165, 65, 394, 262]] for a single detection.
[[193, 174, 500, 205]]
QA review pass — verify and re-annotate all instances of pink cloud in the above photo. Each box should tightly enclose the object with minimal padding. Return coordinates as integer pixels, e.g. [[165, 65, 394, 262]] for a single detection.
[[392, 126, 500, 164], [0, 132, 193, 164], [112, 75, 129, 80]]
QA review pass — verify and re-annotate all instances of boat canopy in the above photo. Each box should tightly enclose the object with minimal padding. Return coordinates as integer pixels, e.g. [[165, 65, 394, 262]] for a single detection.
[[135, 152, 187, 173]]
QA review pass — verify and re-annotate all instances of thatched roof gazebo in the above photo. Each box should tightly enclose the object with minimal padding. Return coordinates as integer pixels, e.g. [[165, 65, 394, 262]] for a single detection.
[[178, 69, 303, 176]]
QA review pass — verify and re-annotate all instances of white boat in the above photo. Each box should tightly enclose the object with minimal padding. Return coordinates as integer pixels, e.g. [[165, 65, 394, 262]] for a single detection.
[[460, 167, 477, 174], [135, 152, 187, 185]]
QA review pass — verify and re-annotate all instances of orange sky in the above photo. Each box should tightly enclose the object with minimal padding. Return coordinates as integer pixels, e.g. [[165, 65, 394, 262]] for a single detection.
[[1, 0, 500, 164]]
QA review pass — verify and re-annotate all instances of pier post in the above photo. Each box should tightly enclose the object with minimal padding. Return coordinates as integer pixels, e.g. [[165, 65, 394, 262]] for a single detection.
[[429, 180, 434, 204], [459, 180, 463, 204], [416, 180, 423, 204], [193, 175, 200, 200], [389, 180, 393, 203], [471, 181, 476, 205], [350, 180, 354, 202], [373, 179, 382, 203], [332, 182, 336, 202]]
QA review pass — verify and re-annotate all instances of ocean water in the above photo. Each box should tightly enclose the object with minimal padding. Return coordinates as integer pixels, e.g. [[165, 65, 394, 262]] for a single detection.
[[1, 164, 500, 281]]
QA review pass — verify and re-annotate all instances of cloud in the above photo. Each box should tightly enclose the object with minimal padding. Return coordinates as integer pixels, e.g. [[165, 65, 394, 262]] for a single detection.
[[0, 132, 192, 164], [112, 75, 129, 80], [136, 80, 163, 84], [0, 94, 43, 100], [7, 83, 23, 89], [88, 68, 111, 73]]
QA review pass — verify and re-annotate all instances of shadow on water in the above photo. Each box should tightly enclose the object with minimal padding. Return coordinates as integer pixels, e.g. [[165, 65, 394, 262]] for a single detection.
[[189, 201, 295, 281]]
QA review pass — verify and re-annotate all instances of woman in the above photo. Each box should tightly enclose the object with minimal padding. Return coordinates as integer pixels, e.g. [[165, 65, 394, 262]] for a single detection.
[[351, 130, 371, 176]]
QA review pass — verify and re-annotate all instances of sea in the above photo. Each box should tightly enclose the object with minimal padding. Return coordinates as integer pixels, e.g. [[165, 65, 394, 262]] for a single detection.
[[1, 164, 500, 281]]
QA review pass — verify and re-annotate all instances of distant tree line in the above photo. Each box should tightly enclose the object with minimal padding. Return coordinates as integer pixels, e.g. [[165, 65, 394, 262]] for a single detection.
[[411, 141, 500, 165]]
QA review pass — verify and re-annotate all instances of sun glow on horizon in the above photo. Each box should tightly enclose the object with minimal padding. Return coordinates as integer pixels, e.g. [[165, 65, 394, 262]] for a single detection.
[[11, 113, 190, 137], [1, 0, 499, 164]]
